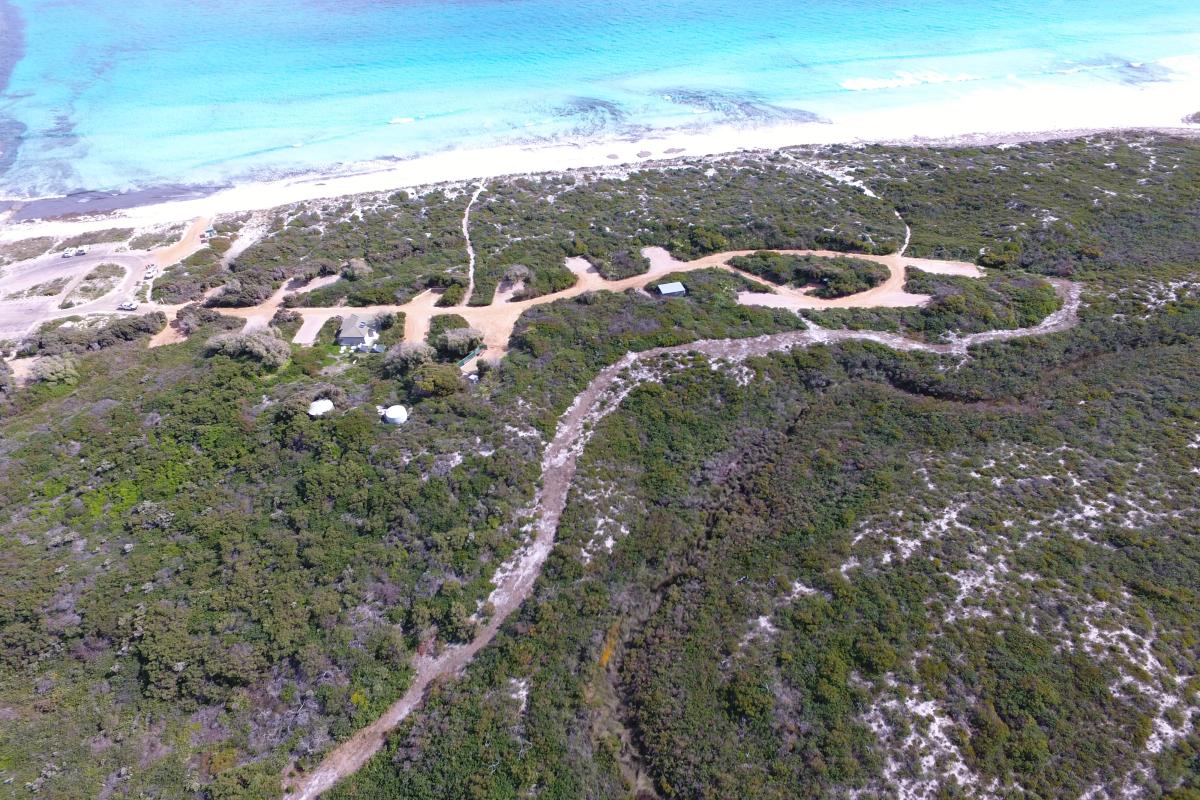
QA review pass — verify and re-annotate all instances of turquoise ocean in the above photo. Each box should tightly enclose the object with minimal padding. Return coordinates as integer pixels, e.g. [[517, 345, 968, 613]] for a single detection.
[[0, 0, 1198, 199]]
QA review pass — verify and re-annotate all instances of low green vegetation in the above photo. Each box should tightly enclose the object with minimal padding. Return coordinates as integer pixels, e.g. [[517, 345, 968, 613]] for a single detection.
[[502, 269, 800, 432], [129, 223, 187, 251], [822, 134, 1200, 276], [435, 283, 465, 307], [231, 190, 468, 309], [17, 313, 166, 357], [729, 251, 890, 297], [807, 267, 1062, 340], [52, 228, 134, 251], [0, 321, 544, 797], [425, 313, 469, 347], [467, 159, 901, 304], [3, 276, 70, 299], [204, 331, 292, 369], [0, 236, 54, 265], [59, 262, 124, 308], [2, 134, 1200, 799], [153, 244, 229, 304], [331, 254, 1200, 800], [215, 158, 904, 310]]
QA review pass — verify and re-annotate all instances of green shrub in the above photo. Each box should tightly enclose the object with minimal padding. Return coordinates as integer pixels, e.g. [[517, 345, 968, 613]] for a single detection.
[[204, 331, 291, 370], [409, 363, 462, 397], [730, 252, 889, 297], [436, 283, 466, 307]]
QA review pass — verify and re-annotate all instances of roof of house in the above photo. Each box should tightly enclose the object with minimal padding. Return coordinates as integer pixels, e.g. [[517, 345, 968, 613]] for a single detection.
[[657, 281, 686, 295], [338, 314, 371, 339]]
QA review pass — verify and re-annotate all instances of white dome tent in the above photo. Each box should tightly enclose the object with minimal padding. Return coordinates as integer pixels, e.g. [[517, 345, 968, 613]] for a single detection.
[[381, 405, 409, 425], [307, 398, 335, 418]]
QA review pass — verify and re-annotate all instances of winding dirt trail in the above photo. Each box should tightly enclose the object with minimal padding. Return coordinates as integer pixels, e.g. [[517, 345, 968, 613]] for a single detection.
[[264, 244, 981, 361], [12, 217, 976, 357], [281, 278, 1082, 800], [459, 180, 487, 306]]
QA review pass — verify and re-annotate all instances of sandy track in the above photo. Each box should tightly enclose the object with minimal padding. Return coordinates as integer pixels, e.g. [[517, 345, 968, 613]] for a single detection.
[[254, 245, 982, 361], [3, 224, 985, 361], [281, 277, 1081, 800], [459, 181, 487, 306], [0, 217, 214, 348], [151, 217, 210, 268]]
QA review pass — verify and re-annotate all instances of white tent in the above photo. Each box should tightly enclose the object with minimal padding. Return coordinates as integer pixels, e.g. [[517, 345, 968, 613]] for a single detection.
[[307, 398, 335, 417], [382, 405, 408, 425]]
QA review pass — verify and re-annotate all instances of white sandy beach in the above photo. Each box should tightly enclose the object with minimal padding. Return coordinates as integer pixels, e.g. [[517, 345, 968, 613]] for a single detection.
[[2, 56, 1199, 240]]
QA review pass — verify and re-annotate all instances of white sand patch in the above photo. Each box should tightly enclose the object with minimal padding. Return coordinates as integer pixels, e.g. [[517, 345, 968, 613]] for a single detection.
[[786, 580, 820, 601], [508, 678, 529, 717], [860, 686, 994, 799]]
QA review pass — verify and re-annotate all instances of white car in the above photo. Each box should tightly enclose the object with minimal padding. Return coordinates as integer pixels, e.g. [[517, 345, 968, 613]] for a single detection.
[[118, 301, 139, 311]]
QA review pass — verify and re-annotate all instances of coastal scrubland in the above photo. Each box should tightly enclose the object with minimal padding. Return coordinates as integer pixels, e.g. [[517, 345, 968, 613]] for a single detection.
[[58, 262, 125, 308], [805, 267, 1062, 341], [178, 158, 903, 311], [728, 252, 889, 298], [1, 134, 1199, 799]]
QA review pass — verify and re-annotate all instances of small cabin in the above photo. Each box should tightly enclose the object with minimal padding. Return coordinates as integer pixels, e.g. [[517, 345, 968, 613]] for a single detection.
[[337, 314, 378, 347], [656, 281, 686, 297]]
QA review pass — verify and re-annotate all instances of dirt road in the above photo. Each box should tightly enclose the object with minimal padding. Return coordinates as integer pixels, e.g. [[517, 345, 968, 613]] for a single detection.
[[0, 217, 212, 345], [281, 277, 1081, 800], [246, 244, 983, 362]]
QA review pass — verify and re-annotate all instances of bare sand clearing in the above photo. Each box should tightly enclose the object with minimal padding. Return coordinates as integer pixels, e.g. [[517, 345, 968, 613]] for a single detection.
[[206, 243, 982, 361], [151, 217, 211, 268], [281, 277, 1082, 800]]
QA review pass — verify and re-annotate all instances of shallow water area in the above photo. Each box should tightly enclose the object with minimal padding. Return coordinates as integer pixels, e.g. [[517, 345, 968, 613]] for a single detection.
[[0, 0, 1198, 201]]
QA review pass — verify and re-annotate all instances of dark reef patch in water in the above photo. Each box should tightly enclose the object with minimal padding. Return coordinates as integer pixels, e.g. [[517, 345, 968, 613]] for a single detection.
[[556, 96, 630, 137], [7, 184, 224, 222], [42, 114, 80, 149], [661, 89, 823, 124], [0, 0, 27, 182], [0, 116, 26, 178], [0, 0, 24, 92]]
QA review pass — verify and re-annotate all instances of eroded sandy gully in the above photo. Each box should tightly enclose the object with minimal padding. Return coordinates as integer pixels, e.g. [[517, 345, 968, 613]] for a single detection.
[[282, 279, 1082, 800]]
